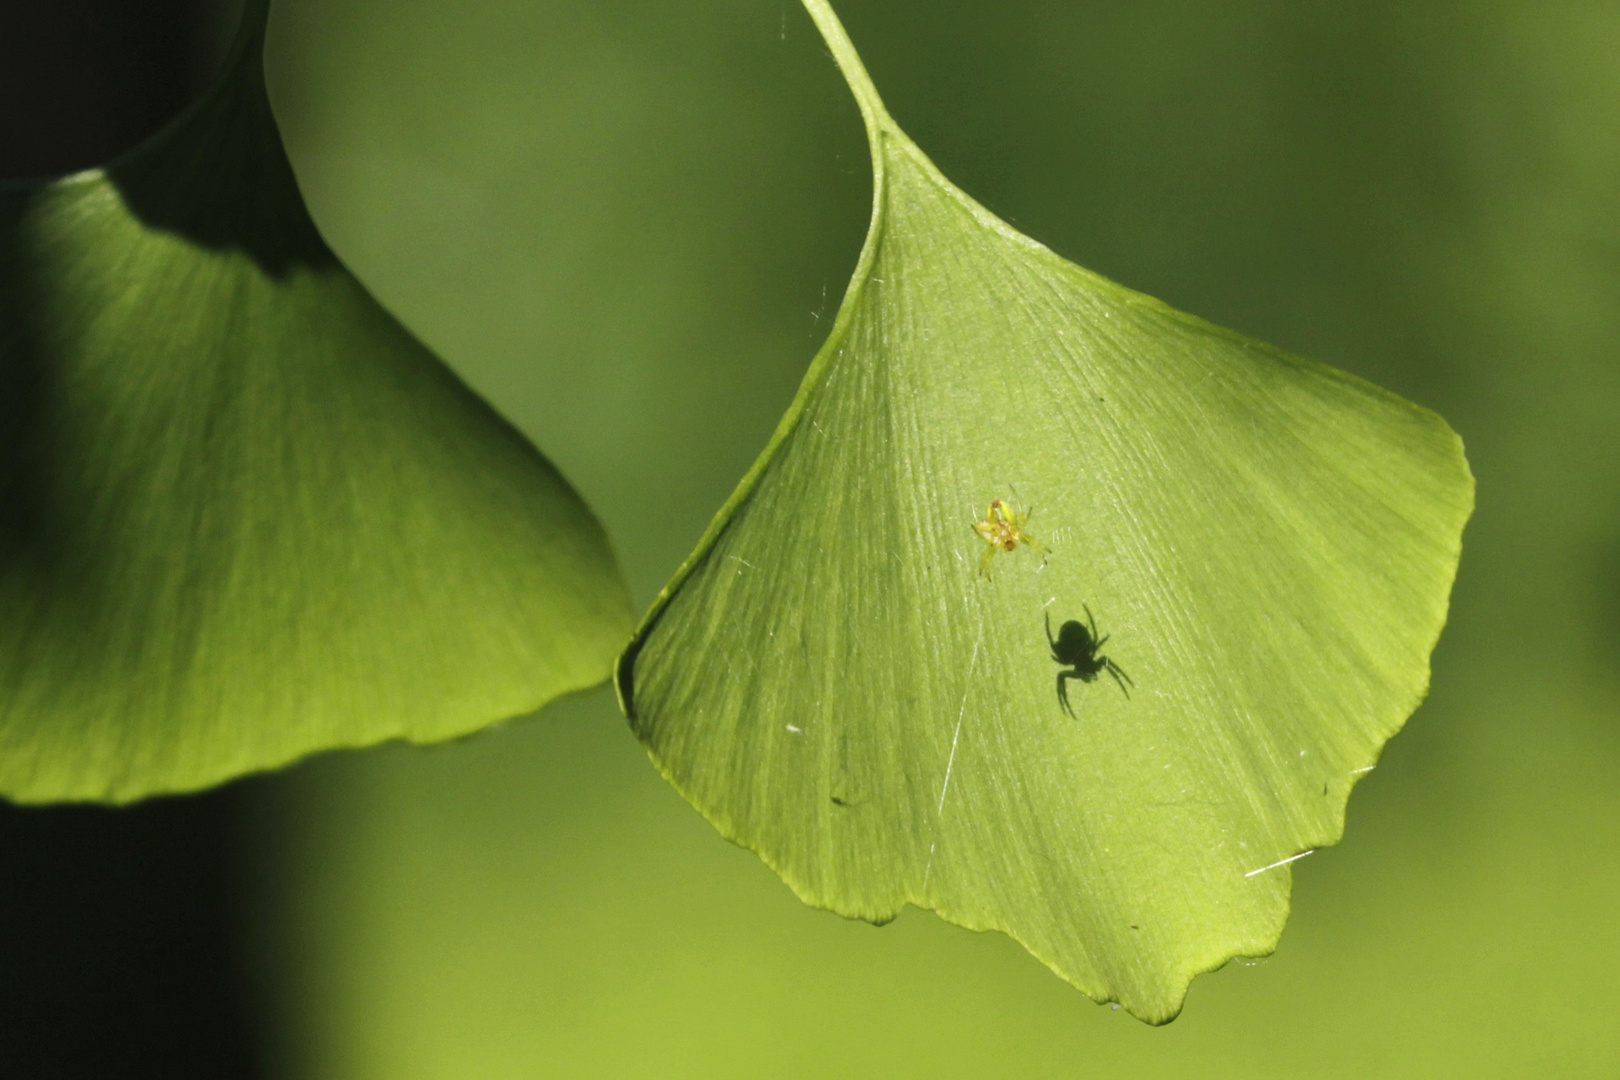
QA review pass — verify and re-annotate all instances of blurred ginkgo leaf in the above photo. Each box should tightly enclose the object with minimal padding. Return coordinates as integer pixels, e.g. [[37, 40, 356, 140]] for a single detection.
[[0, 0, 632, 803], [618, 0, 1473, 1023]]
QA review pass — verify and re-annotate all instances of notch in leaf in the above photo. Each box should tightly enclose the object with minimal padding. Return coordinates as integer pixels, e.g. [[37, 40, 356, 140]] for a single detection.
[[618, 0, 1473, 1023], [0, 0, 633, 803]]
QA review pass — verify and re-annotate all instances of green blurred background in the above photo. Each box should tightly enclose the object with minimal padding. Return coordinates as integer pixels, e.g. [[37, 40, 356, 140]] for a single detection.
[[9, 0, 1620, 1076]]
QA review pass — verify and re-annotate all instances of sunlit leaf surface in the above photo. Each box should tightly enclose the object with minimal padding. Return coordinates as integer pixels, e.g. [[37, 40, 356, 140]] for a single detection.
[[0, 0, 632, 803], [619, 0, 1472, 1022]]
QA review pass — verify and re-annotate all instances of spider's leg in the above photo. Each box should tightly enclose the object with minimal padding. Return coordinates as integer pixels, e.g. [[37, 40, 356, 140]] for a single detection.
[[978, 543, 996, 579], [1105, 658, 1134, 698], [1056, 671, 1076, 718], [1083, 603, 1098, 639], [1045, 609, 1057, 651]]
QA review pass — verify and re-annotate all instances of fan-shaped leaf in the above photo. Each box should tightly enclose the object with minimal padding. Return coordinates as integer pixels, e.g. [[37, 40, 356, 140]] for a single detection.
[[618, 0, 1472, 1022], [0, 0, 632, 803]]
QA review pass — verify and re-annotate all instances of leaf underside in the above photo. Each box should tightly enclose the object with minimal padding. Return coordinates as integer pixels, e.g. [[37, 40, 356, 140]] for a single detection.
[[0, 2, 632, 803], [620, 77, 1472, 1020]]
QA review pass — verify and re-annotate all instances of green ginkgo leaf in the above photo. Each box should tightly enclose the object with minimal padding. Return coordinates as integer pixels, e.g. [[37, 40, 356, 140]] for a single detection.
[[618, 0, 1472, 1023], [0, 0, 632, 803]]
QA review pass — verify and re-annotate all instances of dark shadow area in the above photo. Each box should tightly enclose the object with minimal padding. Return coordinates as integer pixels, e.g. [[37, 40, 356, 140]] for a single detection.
[[106, 42, 337, 277], [2, 0, 332, 277], [0, 2, 193, 180], [0, 200, 53, 565], [0, 786, 267, 1080], [0, 5, 271, 1076], [0, 1, 247, 181]]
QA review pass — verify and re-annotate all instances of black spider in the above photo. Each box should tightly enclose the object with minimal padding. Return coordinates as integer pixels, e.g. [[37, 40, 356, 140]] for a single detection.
[[1046, 606, 1133, 717]]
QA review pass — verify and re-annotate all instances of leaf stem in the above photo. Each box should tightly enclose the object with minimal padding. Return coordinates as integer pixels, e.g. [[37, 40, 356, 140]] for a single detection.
[[799, 0, 893, 137]]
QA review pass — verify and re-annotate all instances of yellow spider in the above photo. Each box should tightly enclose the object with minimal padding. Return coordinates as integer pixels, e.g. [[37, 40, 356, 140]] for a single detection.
[[972, 495, 1051, 578]]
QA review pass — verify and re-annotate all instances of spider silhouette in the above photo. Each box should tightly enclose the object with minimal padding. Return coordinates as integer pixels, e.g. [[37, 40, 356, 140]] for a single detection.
[[1046, 606, 1133, 717]]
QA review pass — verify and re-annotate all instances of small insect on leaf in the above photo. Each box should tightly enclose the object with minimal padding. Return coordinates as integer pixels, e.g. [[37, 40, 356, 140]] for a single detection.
[[972, 495, 1051, 578]]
